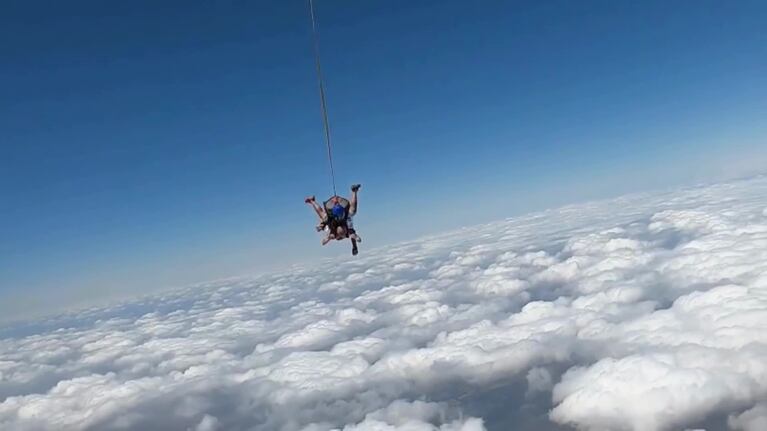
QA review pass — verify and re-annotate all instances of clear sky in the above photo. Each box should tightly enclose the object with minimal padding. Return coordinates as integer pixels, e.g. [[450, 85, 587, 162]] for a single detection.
[[2, 0, 766, 320]]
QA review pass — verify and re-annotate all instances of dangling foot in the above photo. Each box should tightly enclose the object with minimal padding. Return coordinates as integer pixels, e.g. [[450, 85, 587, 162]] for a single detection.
[[352, 244, 359, 256], [304, 195, 316, 204], [351, 184, 361, 193]]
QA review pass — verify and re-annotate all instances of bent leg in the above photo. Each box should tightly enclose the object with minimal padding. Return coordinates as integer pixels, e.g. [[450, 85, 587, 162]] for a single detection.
[[349, 185, 360, 216], [306, 198, 327, 223], [347, 219, 361, 243]]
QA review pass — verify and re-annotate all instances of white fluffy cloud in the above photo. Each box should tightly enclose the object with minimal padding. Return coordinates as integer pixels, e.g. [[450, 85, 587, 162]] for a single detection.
[[1, 176, 767, 430]]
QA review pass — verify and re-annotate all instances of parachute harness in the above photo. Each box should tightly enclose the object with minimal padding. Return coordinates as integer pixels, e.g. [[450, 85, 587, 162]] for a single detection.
[[308, 0, 338, 197]]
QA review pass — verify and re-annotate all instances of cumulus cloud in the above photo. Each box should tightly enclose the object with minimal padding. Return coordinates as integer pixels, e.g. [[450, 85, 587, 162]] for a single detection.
[[338, 400, 486, 431], [729, 402, 767, 431], [1, 176, 767, 430]]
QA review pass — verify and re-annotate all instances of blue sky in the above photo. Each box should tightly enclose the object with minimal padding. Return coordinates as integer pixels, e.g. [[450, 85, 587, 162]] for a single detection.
[[2, 0, 766, 319]]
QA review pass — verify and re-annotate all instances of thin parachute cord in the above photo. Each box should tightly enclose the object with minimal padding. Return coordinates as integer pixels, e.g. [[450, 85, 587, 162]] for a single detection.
[[308, 0, 338, 197]]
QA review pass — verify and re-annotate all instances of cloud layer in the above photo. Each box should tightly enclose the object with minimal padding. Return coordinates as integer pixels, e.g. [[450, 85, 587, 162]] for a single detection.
[[2, 177, 767, 430]]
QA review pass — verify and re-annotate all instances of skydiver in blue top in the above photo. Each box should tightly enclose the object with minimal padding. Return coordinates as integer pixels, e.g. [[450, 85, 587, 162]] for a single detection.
[[305, 184, 362, 255]]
